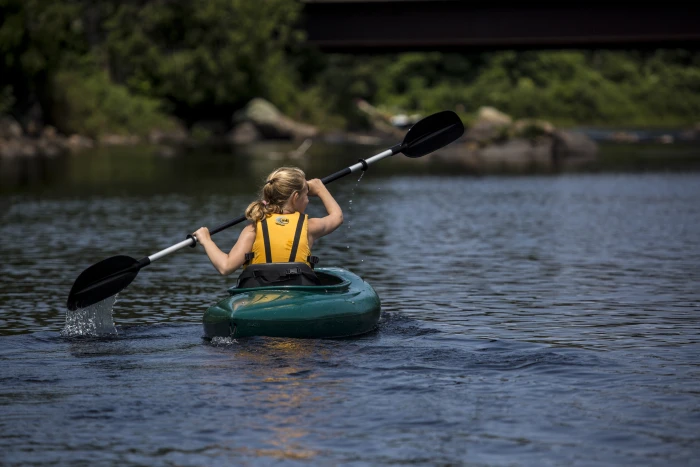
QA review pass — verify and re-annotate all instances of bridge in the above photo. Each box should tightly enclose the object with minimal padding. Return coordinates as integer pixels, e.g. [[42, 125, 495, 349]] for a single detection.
[[301, 1, 700, 52]]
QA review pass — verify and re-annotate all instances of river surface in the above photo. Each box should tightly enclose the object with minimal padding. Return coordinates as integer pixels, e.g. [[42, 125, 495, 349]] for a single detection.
[[1, 143, 699, 465]]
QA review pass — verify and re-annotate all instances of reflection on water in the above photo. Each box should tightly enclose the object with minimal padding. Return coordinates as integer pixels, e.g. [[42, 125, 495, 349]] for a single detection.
[[0, 142, 390, 196], [2, 140, 699, 196]]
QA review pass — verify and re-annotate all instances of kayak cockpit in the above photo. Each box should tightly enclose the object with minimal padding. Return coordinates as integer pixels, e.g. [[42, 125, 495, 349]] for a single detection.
[[227, 265, 350, 295]]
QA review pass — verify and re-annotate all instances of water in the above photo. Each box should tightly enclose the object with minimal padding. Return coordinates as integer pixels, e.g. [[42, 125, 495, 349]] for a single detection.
[[1, 145, 700, 465]]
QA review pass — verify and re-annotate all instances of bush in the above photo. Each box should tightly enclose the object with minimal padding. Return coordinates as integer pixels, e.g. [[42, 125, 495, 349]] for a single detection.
[[52, 69, 177, 138]]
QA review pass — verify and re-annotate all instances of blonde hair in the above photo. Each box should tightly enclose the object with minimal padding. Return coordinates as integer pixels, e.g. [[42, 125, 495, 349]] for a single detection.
[[245, 167, 307, 222]]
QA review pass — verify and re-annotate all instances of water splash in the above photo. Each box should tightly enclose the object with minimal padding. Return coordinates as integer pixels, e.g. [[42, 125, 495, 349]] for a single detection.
[[211, 336, 238, 346], [60, 295, 118, 337]]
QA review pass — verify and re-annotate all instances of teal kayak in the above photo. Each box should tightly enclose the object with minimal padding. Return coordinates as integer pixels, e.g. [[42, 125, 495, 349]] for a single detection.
[[202, 267, 381, 339]]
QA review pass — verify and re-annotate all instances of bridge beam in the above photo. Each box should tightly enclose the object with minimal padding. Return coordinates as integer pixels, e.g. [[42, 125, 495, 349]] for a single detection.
[[302, 1, 700, 52]]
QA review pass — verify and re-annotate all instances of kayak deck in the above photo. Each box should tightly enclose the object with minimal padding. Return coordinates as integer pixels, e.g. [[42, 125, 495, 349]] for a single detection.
[[202, 267, 381, 339]]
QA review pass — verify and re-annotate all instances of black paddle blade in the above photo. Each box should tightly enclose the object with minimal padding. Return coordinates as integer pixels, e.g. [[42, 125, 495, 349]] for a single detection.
[[66, 255, 141, 310], [401, 110, 464, 158]]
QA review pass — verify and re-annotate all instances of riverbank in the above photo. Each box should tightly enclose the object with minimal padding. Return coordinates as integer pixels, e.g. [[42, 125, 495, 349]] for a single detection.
[[2, 99, 699, 174]]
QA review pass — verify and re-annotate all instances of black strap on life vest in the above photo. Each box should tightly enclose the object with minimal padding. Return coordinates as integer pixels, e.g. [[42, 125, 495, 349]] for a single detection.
[[288, 212, 305, 262], [260, 218, 272, 263], [244, 252, 318, 269]]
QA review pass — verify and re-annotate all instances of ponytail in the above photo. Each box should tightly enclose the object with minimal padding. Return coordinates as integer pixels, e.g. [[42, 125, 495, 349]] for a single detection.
[[245, 199, 281, 223], [245, 167, 306, 223]]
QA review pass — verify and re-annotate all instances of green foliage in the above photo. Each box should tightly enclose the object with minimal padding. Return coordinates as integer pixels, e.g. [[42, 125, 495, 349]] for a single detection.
[[52, 69, 175, 138], [1, 0, 699, 135], [103, 0, 304, 126], [0, 0, 85, 114], [312, 49, 700, 128]]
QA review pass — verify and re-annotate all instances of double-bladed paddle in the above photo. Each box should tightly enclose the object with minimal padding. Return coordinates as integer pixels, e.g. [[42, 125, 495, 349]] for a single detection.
[[66, 110, 464, 310]]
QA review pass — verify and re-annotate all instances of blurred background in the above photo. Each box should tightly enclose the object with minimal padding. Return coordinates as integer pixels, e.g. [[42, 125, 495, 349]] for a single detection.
[[1, 0, 699, 194]]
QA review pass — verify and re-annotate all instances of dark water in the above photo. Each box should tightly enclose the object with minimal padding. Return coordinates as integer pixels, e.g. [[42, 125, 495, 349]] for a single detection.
[[1, 144, 700, 465]]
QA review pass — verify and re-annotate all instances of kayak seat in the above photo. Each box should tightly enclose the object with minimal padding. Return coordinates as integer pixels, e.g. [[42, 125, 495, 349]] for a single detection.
[[236, 262, 321, 289]]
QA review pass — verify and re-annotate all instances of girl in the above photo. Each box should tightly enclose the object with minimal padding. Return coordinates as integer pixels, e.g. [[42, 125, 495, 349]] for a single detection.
[[193, 167, 343, 286]]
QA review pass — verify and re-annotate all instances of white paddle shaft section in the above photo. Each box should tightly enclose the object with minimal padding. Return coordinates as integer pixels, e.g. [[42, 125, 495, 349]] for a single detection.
[[148, 238, 194, 263], [349, 149, 393, 173]]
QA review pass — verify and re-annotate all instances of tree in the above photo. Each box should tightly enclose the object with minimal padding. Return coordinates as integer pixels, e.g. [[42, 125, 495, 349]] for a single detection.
[[103, 0, 304, 129]]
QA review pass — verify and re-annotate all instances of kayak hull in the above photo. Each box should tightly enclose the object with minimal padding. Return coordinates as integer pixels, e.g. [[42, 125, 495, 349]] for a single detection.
[[202, 267, 381, 339]]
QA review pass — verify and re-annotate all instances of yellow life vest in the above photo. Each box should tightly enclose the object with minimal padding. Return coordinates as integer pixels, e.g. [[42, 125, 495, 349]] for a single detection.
[[248, 212, 312, 267]]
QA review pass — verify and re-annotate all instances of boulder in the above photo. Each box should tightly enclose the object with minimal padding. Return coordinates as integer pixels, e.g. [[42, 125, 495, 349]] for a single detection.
[[99, 134, 141, 145], [478, 106, 513, 126], [41, 125, 58, 140], [353, 99, 407, 139], [0, 138, 36, 157], [148, 125, 189, 145], [480, 138, 553, 169], [513, 118, 555, 138], [552, 130, 598, 161], [66, 134, 95, 151], [236, 98, 318, 140], [0, 116, 23, 139], [465, 106, 513, 144]]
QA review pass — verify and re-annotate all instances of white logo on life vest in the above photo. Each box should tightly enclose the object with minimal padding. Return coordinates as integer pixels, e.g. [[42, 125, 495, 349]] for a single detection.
[[275, 216, 289, 226]]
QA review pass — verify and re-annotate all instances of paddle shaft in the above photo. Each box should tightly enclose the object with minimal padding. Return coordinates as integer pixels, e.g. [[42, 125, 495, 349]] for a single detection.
[[137, 144, 403, 268]]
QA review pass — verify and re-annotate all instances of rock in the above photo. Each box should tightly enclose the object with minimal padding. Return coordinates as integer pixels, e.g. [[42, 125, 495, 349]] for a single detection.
[[465, 106, 513, 144], [353, 99, 405, 139], [0, 117, 23, 139], [36, 138, 64, 157], [66, 134, 95, 151], [478, 106, 513, 126], [227, 121, 260, 144], [237, 98, 318, 140], [552, 130, 598, 161], [0, 139, 20, 157], [428, 137, 554, 172], [390, 113, 421, 129], [609, 131, 640, 143], [148, 125, 189, 145], [513, 119, 555, 138], [41, 126, 58, 140], [11, 139, 37, 157], [480, 138, 553, 169], [99, 134, 141, 145]]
